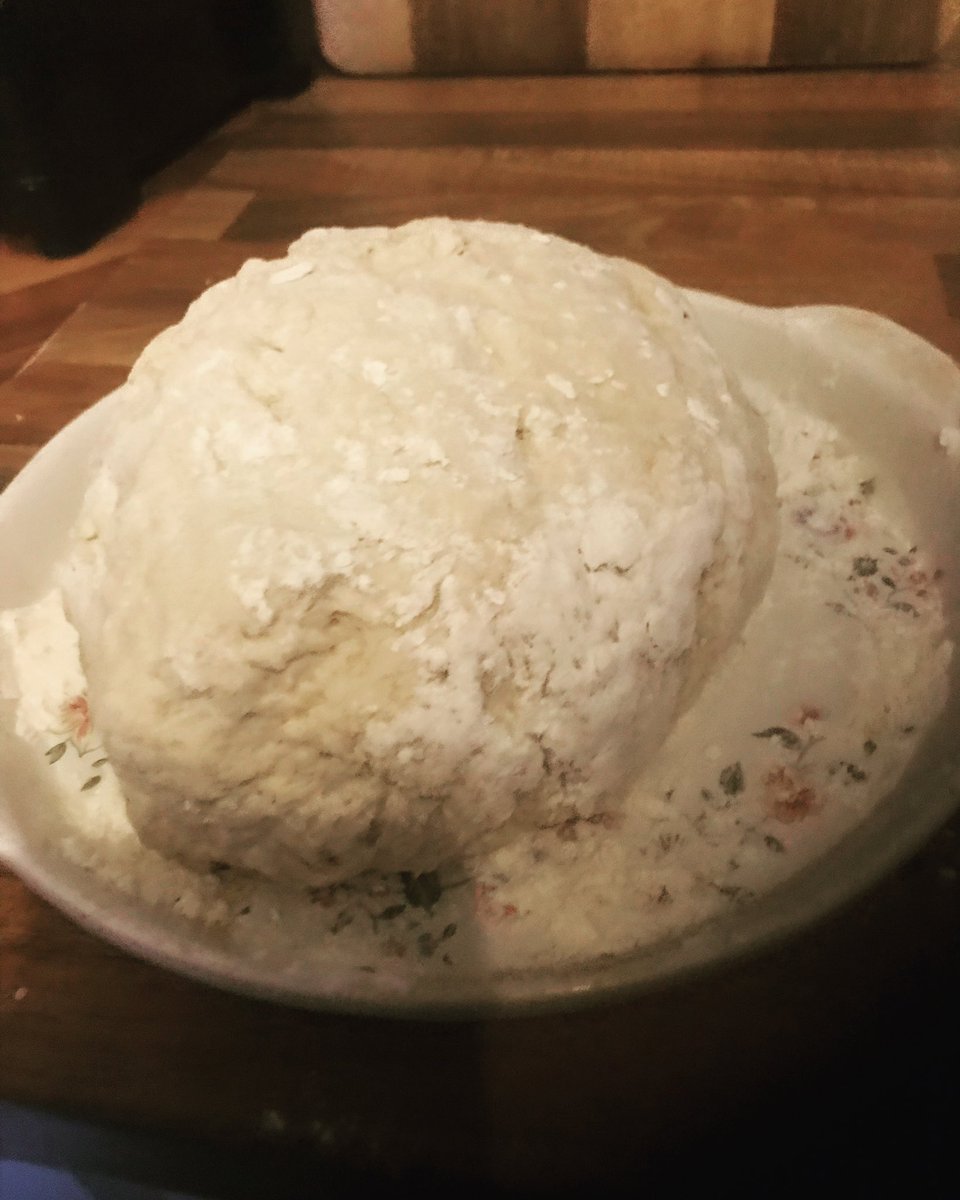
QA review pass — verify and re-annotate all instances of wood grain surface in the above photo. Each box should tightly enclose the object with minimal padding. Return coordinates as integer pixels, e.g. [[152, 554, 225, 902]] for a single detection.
[[1, 67, 959, 1192]]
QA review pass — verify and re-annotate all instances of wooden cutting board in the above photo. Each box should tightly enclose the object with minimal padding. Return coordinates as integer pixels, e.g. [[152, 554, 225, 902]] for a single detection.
[[315, 0, 944, 74]]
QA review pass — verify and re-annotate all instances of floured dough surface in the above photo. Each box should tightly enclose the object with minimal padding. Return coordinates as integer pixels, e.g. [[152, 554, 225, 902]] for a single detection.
[[55, 219, 776, 885], [0, 378, 950, 980]]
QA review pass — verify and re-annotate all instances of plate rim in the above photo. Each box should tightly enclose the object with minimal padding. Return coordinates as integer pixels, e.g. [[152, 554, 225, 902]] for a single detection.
[[1, 291, 958, 1018]]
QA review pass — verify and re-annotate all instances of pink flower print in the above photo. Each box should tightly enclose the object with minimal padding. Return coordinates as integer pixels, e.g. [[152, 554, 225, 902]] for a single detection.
[[763, 766, 821, 824], [61, 694, 92, 743]]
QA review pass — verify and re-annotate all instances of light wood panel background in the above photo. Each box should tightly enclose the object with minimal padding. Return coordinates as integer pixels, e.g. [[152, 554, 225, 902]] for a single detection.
[[316, 0, 949, 73]]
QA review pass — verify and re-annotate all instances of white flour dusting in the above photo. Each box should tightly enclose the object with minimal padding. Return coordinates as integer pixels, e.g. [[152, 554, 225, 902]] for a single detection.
[[46, 221, 777, 890], [0, 383, 950, 982]]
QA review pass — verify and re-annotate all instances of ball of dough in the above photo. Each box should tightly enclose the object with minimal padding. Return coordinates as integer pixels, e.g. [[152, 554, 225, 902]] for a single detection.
[[59, 219, 776, 885]]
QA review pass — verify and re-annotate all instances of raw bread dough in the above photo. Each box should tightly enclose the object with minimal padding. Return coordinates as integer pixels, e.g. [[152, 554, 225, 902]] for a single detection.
[[57, 219, 776, 884]]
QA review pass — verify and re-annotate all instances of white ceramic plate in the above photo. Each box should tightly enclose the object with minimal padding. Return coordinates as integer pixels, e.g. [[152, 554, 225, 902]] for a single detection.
[[1, 292, 958, 1017]]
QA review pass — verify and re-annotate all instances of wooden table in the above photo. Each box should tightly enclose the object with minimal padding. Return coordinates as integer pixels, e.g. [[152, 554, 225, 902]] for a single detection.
[[1, 69, 959, 1195]]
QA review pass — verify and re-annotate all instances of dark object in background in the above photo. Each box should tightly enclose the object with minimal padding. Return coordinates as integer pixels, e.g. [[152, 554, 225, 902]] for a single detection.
[[0, 0, 318, 259]]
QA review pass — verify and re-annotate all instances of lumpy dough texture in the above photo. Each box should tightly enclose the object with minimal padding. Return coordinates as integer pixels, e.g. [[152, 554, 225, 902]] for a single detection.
[[58, 219, 777, 885]]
